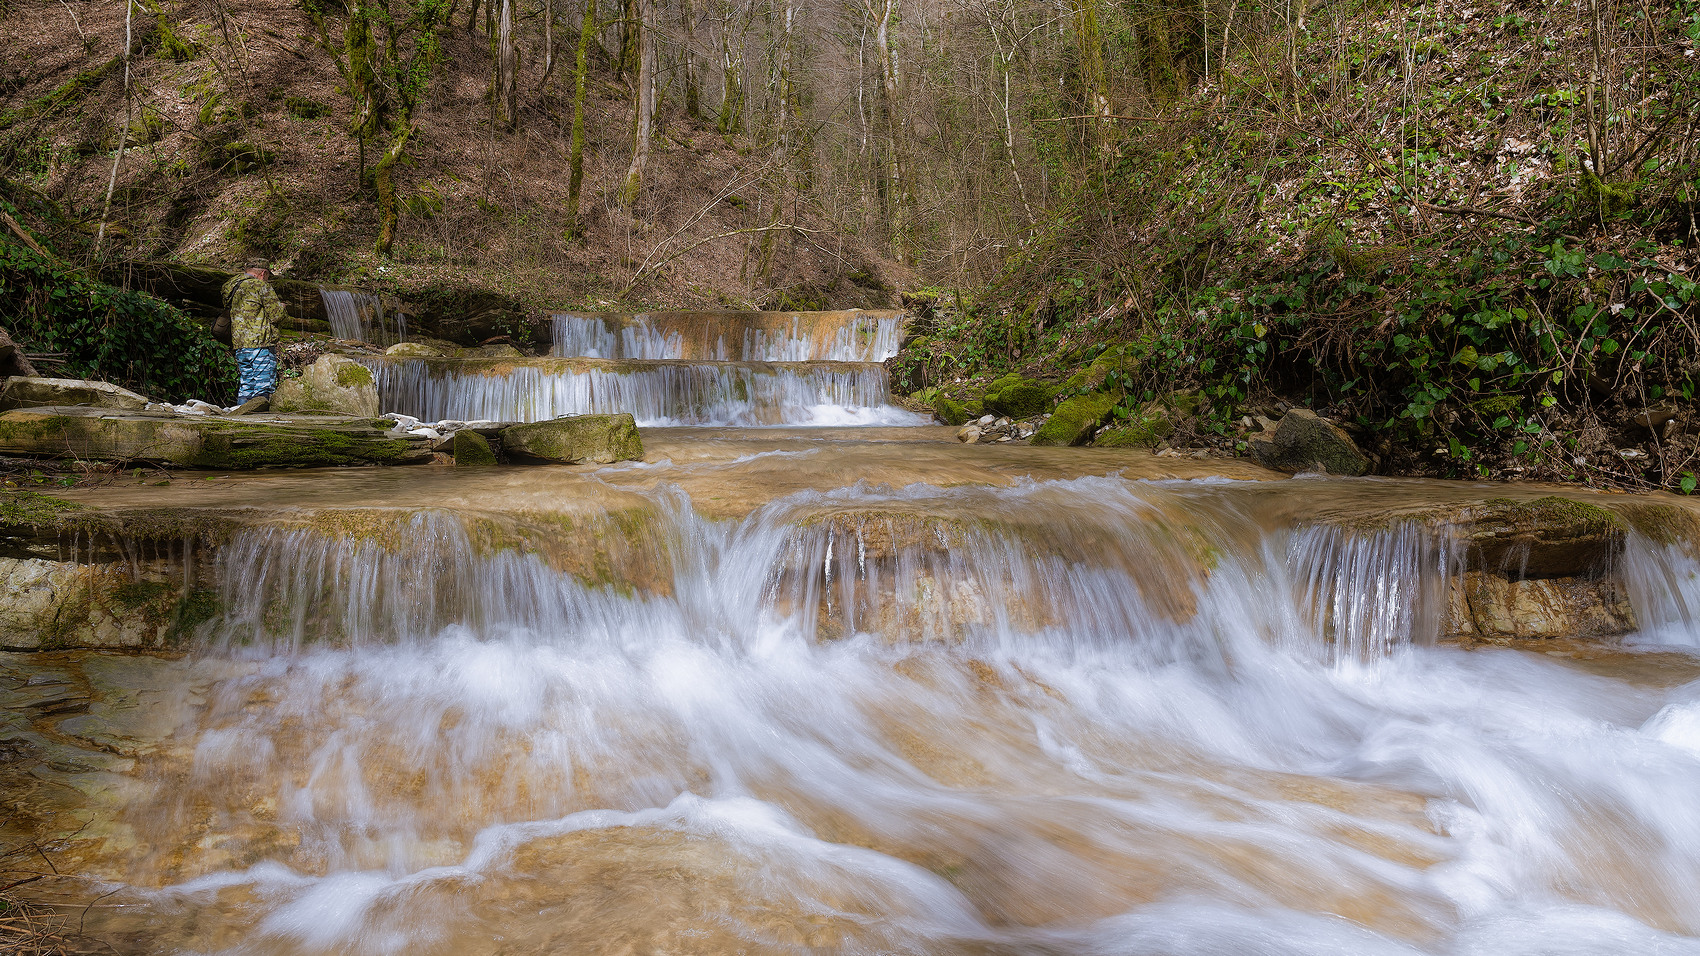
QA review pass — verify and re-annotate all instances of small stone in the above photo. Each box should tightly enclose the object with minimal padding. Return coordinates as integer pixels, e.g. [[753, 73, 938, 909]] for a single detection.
[[977, 414, 996, 426], [957, 425, 982, 444], [230, 395, 270, 416]]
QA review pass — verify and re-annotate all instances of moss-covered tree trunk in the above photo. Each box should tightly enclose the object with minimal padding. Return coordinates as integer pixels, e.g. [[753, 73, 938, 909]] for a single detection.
[[618, 0, 656, 208], [718, 0, 746, 134], [565, 0, 597, 237]]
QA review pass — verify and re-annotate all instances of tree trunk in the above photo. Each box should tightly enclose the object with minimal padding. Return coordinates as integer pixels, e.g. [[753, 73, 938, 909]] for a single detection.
[[718, 1, 745, 134], [0, 329, 41, 378], [541, 0, 557, 89], [681, 0, 702, 118], [498, 0, 519, 130], [1074, 0, 1110, 151], [374, 125, 414, 256], [566, 0, 597, 236], [619, 0, 656, 207]]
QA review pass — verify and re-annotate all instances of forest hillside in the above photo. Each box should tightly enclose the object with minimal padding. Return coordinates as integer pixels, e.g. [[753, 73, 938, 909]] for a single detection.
[[2, 0, 1698, 487]]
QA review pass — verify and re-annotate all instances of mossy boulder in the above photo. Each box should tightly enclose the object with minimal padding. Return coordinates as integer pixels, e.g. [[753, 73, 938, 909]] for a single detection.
[[501, 414, 643, 464], [1094, 406, 1175, 447], [1082, 345, 1139, 390], [452, 429, 498, 465], [272, 355, 379, 418], [385, 342, 445, 358], [1033, 392, 1119, 446], [1248, 409, 1370, 476], [932, 396, 971, 426], [982, 374, 1054, 419]]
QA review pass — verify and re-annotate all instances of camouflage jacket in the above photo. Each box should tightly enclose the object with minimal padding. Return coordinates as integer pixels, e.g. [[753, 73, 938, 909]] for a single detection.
[[221, 273, 284, 349]]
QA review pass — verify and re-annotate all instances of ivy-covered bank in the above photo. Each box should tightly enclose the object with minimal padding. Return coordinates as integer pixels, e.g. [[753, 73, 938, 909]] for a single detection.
[[0, 223, 235, 405], [892, 0, 1700, 492]]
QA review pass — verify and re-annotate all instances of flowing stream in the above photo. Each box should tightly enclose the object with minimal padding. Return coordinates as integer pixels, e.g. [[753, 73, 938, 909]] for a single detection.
[[6, 312, 1700, 954]]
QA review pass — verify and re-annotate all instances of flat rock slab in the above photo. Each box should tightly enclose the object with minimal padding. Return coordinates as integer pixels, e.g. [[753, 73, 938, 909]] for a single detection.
[[0, 377, 151, 413], [0, 406, 431, 469]]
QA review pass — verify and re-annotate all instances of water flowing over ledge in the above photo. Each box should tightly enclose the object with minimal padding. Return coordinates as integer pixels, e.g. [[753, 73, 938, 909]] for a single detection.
[[9, 475, 1700, 955], [320, 288, 406, 346], [551, 310, 906, 362], [371, 357, 927, 426]]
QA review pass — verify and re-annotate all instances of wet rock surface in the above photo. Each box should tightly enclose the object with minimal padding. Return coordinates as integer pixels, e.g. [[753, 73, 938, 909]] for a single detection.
[[501, 413, 644, 464], [1249, 409, 1371, 476], [0, 406, 432, 469]]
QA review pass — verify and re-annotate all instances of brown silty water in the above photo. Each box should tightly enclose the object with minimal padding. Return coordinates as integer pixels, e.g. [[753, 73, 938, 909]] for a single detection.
[[6, 312, 1700, 955]]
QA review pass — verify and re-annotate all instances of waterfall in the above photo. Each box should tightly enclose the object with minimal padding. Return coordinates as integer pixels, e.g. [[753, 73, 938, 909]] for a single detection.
[[373, 358, 925, 426], [1620, 532, 1700, 646], [551, 311, 905, 362], [321, 288, 407, 346]]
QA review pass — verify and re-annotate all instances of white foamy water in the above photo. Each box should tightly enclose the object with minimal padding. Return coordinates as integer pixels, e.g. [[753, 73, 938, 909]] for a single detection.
[[551, 311, 905, 362], [56, 478, 1700, 953], [373, 358, 928, 426]]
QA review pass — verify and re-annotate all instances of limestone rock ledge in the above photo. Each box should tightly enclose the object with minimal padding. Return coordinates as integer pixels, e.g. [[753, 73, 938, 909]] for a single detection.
[[0, 406, 432, 469]]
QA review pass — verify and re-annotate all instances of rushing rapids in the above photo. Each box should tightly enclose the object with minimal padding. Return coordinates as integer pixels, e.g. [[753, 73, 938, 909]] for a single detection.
[[6, 441, 1700, 953], [6, 304, 1700, 954]]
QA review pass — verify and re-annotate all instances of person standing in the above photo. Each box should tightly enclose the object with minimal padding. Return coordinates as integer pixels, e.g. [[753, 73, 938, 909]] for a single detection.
[[222, 259, 285, 404]]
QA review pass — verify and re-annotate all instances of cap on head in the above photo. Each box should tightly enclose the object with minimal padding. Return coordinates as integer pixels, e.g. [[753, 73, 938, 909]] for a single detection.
[[244, 258, 273, 273]]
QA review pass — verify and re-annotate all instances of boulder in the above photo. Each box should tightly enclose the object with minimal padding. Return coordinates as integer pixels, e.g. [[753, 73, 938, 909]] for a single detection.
[[1249, 409, 1370, 476], [452, 429, 498, 465], [271, 355, 379, 417], [500, 414, 642, 464], [1032, 392, 1119, 446], [1093, 404, 1175, 448], [1454, 572, 1634, 642], [0, 376, 150, 412], [0, 407, 432, 468], [931, 396, 971, 426], [982, 374, 1054, 419], [385, 342, 445, 358]]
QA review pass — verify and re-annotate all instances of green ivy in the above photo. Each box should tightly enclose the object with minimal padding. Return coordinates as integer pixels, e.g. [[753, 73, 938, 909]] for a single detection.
[[0, 235, 235, 405]]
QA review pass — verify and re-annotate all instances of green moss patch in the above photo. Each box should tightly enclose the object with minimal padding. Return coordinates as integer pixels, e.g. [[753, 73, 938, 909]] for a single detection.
[[1033, 392, 1119, 446]]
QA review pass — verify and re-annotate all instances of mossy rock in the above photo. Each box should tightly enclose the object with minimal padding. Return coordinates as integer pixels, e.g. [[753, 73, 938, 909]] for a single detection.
[[453, 429, 498, 466], [983, 375, 1055, 419], [501, 414, 643, 464], [0, 407, 431, 469], [1083, 345, 1139, 390], [1033, 392, 1119, 446], [1248, 409, 1369, 476], [1467, 496, 1625, 578], [1094, 410, 1175, 448], [931, 396, 970, 426]]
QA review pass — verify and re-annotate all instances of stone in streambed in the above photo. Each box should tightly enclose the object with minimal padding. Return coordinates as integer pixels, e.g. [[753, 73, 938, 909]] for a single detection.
[[1249, 409, 1370, 476], [271, 355, 379, 417], [500, 414, 642, 464], [0, 377, 150, 413], [452, 429, 498, 465]]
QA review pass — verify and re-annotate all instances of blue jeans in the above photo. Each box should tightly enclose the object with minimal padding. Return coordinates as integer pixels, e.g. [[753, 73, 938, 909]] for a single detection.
[[235, 347, 277, 403]]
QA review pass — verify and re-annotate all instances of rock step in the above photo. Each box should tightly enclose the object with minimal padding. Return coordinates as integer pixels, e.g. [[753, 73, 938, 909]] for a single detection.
[[0, 406, 433, 469]]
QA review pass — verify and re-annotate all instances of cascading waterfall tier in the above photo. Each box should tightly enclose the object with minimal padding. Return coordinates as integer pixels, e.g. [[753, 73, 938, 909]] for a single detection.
[[321, 288, 407, 346], [372, 356, 926, 426], [13, 478, 1700, 955], [551, 310, 906, 362]]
